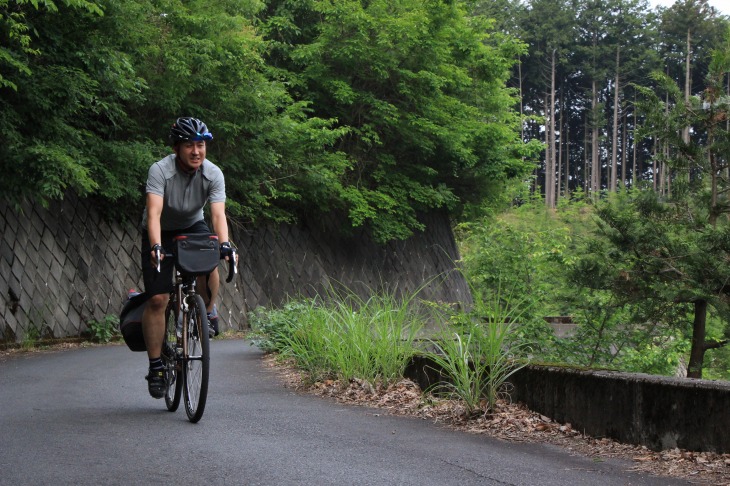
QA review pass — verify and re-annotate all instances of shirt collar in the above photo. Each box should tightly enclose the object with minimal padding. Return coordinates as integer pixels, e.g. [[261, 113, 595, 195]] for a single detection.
[[174, 155, 204, 177]]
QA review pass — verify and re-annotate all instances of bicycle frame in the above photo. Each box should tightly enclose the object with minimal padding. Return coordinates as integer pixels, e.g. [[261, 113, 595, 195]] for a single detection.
[[173, 273, 204, 361], [163, 269, 210, 422], [157, 237, 237, 422]]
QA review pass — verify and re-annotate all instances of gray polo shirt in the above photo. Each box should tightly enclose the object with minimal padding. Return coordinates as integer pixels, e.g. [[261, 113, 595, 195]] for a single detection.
[[141, 154, 226, 231]]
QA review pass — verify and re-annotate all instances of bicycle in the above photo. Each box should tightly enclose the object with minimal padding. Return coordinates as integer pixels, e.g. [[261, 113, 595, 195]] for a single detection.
[[154, 233, 237, 423]]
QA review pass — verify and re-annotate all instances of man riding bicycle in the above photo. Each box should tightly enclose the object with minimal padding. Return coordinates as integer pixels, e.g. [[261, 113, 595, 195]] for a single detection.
[[141, 117, 232, 399]]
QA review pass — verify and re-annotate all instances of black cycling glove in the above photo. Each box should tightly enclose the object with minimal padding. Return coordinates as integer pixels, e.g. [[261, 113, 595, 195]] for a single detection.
[[220, 242, 235, 259]]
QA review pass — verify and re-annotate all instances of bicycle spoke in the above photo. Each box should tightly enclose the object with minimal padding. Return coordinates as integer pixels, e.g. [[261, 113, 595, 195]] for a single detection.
[[163, 305, 182, 412], [183, 294, 209, 422], [186, 335, 202, 409]]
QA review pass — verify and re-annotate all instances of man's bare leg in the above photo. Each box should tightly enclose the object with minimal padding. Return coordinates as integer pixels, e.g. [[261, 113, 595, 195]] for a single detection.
[[142, 293, 169, 359], [198, 269, 220, 335], [198, 268, 220, 314], [142, 293, 169, 399]]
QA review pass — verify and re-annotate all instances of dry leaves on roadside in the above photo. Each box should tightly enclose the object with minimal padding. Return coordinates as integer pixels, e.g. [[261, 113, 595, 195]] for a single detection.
[[262, 355, 730, 485]]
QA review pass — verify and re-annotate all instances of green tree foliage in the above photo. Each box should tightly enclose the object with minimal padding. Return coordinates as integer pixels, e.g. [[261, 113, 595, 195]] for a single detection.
[[458, 194, 704, 376], [459, 201, 580, 317], [603, 34, 730, 378], [496, 0, 728, 199], [127, 1, 346, 224], [0, 0, 103, 89], [1, 0, 108, 206], [1, 0, 533, 241], [457, 192, 595, 358], [260, 0, 534, 241], [0, 0, 345, 223], [558, 35, 730, 378], [657, 0, 726, 95], [458, 2, 730, 379], [570, 190, 730, 378]]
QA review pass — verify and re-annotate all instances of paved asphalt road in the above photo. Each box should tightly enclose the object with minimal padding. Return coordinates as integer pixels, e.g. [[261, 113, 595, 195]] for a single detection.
[[0, 340, 689, 486]]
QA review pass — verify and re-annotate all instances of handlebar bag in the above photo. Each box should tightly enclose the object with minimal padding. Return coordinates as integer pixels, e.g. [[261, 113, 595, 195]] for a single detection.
[[174, 234, 220, 276]]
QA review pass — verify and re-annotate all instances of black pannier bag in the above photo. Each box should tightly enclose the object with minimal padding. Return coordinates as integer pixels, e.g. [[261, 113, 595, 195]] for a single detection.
[[119, 291, 150, 352], [174, 233, 220, 275]]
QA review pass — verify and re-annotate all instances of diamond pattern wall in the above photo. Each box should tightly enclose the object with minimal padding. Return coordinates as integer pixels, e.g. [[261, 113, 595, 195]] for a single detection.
[[0, 195, 470, 343]]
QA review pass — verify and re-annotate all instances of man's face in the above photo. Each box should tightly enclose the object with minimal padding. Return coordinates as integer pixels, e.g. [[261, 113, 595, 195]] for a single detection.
[[174, 141, 206, 173]]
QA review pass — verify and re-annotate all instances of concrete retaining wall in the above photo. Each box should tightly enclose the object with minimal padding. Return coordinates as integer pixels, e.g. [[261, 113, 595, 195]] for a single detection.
[[405, 356, 730, 453], [0, 194, 470, 343]]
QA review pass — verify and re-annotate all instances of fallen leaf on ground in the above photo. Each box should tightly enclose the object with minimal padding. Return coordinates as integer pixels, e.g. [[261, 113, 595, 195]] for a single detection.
[[262, 354, 730, 485]]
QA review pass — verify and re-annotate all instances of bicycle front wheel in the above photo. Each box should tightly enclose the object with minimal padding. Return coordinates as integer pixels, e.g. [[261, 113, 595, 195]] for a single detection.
[[183, 294, 210, 423], [163, 305, 182, 412]]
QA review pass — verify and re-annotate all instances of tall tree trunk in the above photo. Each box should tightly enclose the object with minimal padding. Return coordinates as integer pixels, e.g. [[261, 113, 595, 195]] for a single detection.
[[584, 116, 590, 194], [683, 28, 691, 146], [591, 80, 600, 199], [726, 73, 729, 184], [666, 143, 672, 198], [610, 47, 620, 192], [519, 57, 524, 143], [621, 109, 627, 189], [544, 94, 552, 208], [548, 49, 557, 209], [565, 115, 570, 197], [653, 138, 657, 191], [660, 149, 666, 196], [632, 92, 638, 189], [708, 96, 719, 227], [558, 83, 564, 201], [687, 299, 708, 379], [682, 29, 691, 184], [710, 137, 718, 226]]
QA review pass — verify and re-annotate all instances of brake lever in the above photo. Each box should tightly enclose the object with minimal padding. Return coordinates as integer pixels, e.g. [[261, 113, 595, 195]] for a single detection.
[[154, 246, 162, 273], [226, 249, 238, 283]]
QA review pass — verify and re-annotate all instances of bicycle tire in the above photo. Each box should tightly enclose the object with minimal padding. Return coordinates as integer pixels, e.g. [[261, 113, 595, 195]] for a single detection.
[[183, 294, 209, 423], [163, 305, 182, 412]]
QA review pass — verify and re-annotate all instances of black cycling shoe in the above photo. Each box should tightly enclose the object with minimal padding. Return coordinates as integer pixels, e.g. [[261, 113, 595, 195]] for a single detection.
[[207, 305, 219, 338], [146, 369, 165, 399]]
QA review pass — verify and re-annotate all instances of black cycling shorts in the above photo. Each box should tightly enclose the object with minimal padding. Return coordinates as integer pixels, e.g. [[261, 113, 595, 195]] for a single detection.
[[141, 220, 212, 296]]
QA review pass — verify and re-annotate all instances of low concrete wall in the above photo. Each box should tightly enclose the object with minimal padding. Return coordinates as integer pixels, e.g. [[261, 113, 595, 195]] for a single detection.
[[405, 357, 730, 453], [510, 366, 730, 453]]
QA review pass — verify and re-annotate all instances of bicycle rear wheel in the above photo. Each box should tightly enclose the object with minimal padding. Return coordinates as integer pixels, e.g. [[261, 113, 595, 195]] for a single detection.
[[183, 294, 209, 423], [163, 305, 182, 412]]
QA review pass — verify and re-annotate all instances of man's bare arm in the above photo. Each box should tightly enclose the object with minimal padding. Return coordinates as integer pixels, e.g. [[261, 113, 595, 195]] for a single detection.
[[210, 201, 229, 244], [147, 193, 164, 263]]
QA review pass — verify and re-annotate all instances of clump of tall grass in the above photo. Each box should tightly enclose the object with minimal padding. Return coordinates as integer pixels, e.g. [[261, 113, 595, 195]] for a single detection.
[[249, 284, 429, 386], [425, 283, 532, 416], [249, 277, 534, 416]]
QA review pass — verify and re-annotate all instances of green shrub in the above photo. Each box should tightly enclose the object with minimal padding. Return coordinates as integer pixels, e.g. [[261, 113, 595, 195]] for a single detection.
[[88, 315, 119, 343], [248, 300, 316, 354], [21, 326, 41, 351]]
